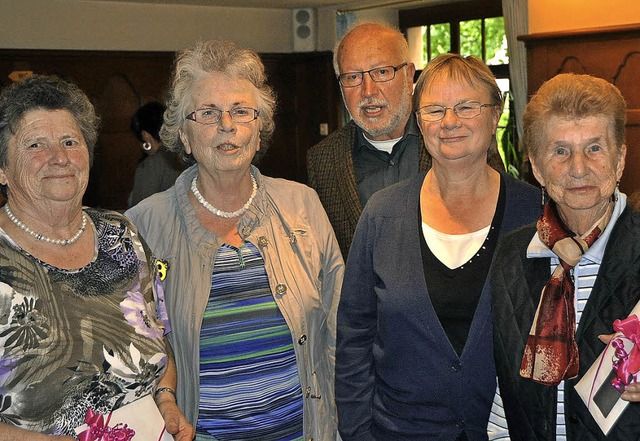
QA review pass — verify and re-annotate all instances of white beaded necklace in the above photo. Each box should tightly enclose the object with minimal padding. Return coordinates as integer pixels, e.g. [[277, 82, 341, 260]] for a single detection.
[[4, 204, 87, 246], [191, 173, 258, 219]]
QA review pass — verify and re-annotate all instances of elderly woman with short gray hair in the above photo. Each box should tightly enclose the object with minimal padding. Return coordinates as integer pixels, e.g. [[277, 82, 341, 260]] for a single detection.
[[493, 73, 640, 440], [0, 75, 192, 440], [126, 40, 343, 441]]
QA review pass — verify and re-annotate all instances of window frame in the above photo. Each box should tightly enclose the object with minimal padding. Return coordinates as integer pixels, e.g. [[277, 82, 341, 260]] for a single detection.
[[399, 0, 508, 79]]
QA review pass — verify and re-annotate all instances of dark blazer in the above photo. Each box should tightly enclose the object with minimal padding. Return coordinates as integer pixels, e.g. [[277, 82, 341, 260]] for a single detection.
[[492, 206, 640, 441], [306, 120, 431, 258]]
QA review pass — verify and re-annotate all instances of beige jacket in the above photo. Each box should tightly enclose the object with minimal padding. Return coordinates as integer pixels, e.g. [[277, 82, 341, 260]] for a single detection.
[[126, 164, 344, 441]]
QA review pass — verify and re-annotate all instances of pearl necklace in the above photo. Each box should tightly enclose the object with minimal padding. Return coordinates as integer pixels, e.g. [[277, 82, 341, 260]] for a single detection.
[[4, 204, 87, 246], [191, 173, 258, 219]]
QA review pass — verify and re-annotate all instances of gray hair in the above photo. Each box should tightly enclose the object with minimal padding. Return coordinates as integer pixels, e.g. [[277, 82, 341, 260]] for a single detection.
[[161, 40, 276, 165], [0, 74, 100, 168], [333, 21, 410, 76]]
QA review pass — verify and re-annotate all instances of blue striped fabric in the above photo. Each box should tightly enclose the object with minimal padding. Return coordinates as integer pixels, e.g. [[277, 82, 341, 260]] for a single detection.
[[555, 259, 599, 441], [196, 242, 303, 441]]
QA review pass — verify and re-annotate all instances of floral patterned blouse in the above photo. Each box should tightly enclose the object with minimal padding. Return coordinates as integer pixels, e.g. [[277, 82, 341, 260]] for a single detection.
[[0, 208, 168, 437]]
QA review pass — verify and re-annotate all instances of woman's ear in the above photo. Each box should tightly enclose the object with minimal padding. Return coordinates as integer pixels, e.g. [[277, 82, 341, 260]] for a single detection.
[[179, 128, 191, 155], [616, 144, 627, 180], [141, 130, 154, 144], [529, 155, 545, 187]]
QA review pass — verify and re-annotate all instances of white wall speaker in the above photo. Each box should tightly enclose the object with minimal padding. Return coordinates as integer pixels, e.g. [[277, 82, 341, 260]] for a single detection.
[[293, 8, 316, 52]]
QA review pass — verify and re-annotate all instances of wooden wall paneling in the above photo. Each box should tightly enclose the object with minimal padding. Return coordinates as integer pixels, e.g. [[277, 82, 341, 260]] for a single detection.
[[520, 25, 640, 196], [92, 74, 141, 209], [0, 49, 175, 210], [259, 52, 341, 184], [0, 50, 341, 210]]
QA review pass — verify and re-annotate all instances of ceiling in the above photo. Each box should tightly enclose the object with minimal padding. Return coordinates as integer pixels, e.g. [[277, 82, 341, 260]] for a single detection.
[[92, 0, 429, 11]]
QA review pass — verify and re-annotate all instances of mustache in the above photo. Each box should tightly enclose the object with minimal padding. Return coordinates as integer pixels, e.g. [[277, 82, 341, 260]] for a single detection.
[[358, 98, 388, 109]]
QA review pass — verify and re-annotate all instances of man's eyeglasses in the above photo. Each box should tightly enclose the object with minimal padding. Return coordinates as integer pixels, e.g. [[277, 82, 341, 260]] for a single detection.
[[186, 107, 259, 125], [416, 102, 496, 122], [338, 62, 408, 88]]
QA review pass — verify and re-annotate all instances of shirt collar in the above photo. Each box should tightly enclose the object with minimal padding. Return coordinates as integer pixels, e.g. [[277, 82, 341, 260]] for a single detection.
[[355, 112, 419, 152], [527, 190, 627, 264]]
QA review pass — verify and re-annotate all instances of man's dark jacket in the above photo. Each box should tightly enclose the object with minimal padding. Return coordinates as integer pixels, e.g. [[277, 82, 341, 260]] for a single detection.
[[492, 206, 640, 440], [306, 120, 430, 258]]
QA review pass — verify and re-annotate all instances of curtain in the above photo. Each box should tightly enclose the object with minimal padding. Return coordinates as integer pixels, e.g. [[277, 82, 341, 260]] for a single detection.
[[502, 0, 528, 142]]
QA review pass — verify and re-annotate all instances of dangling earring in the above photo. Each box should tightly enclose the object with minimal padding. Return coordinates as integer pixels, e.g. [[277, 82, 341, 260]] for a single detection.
[[611, 180, 620, 203], [541, 186, 546, 208], [142, 142, 152, 151]]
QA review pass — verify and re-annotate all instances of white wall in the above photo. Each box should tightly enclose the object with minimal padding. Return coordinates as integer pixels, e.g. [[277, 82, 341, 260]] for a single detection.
[[528, 0, 640, 34], [0, 0, 400, 54], [0, 0, 292, 52]]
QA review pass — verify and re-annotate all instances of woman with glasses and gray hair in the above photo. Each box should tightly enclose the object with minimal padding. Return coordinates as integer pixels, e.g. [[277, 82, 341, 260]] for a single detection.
[[126, 40, 343, 441], [335, 53, 539, 440]]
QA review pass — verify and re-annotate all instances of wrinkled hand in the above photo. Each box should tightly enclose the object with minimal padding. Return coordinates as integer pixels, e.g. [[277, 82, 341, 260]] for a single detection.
[[599, 333, 640, 402], [157, 396, 195, 441]]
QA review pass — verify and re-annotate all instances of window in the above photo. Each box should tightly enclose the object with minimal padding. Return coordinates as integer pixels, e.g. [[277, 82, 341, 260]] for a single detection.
[[400, 0, 517, 172]]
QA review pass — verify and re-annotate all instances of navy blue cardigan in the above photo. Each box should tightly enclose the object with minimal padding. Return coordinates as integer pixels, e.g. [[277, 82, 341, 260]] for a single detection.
[[336, 171, 540, 441]]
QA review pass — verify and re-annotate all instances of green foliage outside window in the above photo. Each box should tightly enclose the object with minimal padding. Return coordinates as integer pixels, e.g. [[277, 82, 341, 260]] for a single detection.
[[484, 17, 509, 65], [460, 19, 483, 59], [428, 23, 450, 60]]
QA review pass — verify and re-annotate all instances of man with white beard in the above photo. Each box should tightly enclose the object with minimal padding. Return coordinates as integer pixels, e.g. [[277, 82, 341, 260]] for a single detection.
[[307, 22, 431, 258]]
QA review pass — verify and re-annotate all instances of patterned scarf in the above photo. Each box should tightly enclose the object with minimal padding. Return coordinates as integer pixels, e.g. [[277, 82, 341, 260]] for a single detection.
[[520, 200, 609, 386]]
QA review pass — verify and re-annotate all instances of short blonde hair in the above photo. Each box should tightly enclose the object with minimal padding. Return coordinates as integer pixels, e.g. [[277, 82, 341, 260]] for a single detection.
[[523, 73, 626, 161], [412, 53, 503, 113]]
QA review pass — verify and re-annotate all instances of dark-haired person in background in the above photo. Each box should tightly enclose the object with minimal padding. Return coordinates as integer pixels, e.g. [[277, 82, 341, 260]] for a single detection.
[[128, 101, 184, 207]]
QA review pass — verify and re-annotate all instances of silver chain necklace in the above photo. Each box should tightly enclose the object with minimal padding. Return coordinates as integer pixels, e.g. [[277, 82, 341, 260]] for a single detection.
[[4, 204, 87, 246], [191, 173, 258, 219]]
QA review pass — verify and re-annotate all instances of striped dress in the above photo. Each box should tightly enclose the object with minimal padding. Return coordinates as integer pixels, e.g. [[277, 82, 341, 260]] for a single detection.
[[196, 242, 304, 441]]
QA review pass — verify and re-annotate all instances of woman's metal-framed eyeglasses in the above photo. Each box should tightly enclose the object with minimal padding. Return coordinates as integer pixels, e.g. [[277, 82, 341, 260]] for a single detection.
[[338, 62, 408, 88], [185, 107, 260, 125], [416, 102, 497, 122]]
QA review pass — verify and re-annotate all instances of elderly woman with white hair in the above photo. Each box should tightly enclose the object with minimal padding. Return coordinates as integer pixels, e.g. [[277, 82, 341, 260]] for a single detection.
[[126, 40, 343, 441]]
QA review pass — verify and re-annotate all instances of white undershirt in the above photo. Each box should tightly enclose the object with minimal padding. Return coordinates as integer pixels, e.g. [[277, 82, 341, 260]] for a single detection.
[[363, 134, 401, 153], [421, 222, 491, 269]]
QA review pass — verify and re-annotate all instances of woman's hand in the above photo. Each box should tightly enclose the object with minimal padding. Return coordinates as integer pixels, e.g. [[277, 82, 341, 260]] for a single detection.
[[156, 394, 195, 441]]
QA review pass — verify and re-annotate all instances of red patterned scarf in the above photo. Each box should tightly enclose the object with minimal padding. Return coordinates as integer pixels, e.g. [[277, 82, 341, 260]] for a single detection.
[[520, 201, 608, 386]]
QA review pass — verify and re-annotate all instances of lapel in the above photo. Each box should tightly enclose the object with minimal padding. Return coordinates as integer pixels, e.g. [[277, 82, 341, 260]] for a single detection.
[[576, 208, 640, 341], [333, 121, 362, 216]]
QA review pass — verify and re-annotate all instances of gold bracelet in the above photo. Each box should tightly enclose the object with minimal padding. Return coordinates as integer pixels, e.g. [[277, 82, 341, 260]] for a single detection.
[[154, 386, 176, 398]]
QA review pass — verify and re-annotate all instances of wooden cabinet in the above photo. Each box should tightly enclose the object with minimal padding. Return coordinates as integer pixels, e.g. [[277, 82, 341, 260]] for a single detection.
[[520, 24, 640, 196]]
